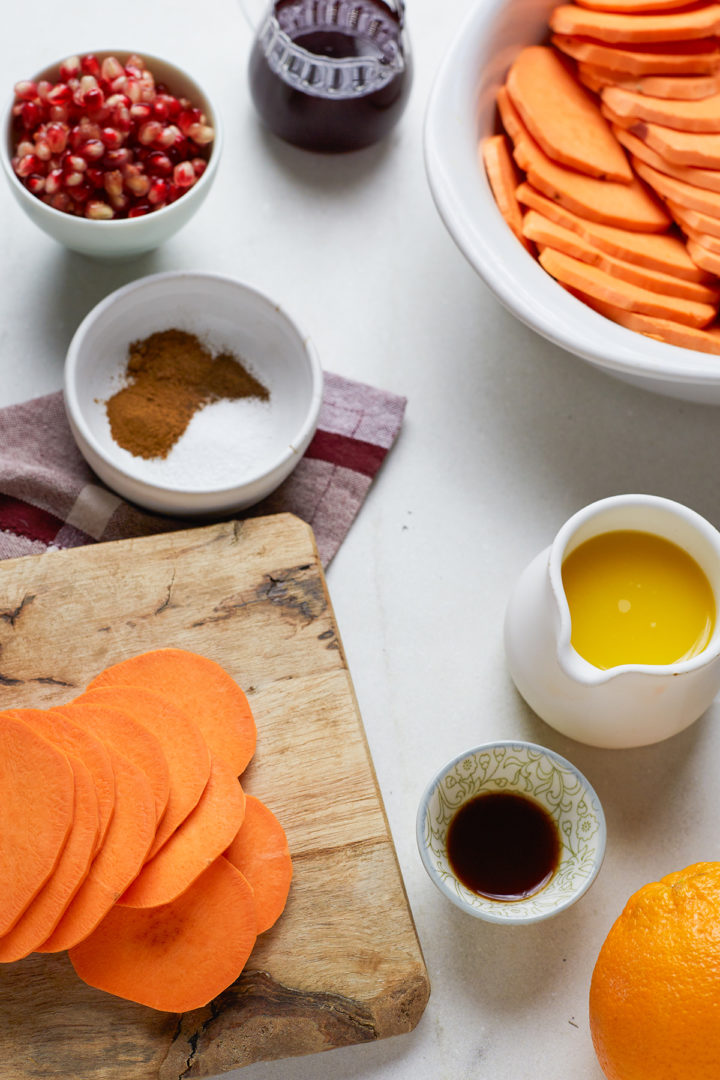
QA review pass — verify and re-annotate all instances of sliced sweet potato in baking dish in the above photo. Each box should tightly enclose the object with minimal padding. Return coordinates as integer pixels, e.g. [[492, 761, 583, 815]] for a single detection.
[[613, 124, 720, 191], [538, 246, 717, 325], [553, 34, 720, 75], [633, 156, 720, 216], [481, 134, 530, 246], [580, 65, 720, 99], [522, 209, 720, 300], [614, 114, 720, 165], [571, 286, 720, 351], [512, 130, 670, 230], [549, 5, 720, 44], [669, 199, 720, 236], [604, 84, 720, 130], [506, 46, 633, 180], [516, 182, 712, 278]]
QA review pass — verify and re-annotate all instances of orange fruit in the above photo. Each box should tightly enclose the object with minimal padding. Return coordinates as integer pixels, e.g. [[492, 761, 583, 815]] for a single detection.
[[589, 862, 720, 1080]]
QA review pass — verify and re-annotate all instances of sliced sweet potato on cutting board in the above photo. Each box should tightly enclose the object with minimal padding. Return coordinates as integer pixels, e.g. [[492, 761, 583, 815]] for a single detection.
[[54, 702, 170, 826], [0, 755, 99, 962], [69, 856, 258, 1014], [481, 134, 530, 246], [515, 182, 712, 278], [37, 746, 156, 952], [572, 286, 720, 351], [522, 208, 720, 300], [73, 684, 212, 858], [633, 155, 720, 216], [538, 246, 717, 325], [224, 795, 293, 935], [505, 46, 633, 180], [604, 83, 720, 130], [87, 648, 257, 776], [613, 124, 720, 191], [8, 707, 115, 851], [118, 757, 246, 909], [0, 714, 75, 936], [553, 34, 720, 75], [512, 131, 670, 229], [580, 65, 720, 99], [549, 4, 720, 44]]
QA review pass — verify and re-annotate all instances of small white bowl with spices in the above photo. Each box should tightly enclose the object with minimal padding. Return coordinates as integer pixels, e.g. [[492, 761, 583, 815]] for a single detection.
[[64, 270, 323, 515]]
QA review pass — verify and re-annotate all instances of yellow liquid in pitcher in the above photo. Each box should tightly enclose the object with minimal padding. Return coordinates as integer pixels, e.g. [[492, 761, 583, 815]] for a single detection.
[[561, 530, 715, 669]]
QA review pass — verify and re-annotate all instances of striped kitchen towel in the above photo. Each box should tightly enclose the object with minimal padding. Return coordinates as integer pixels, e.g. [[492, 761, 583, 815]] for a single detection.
[[0, 373, 406, 567]]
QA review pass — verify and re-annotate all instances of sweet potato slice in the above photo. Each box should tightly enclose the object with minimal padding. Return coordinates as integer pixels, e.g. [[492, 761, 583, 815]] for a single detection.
[[684, 226, 720, 252], [627, 117, 720, 165], [506, 46, 633, 180], [613, 124, 720, 192], [87, 649, 257, 776], [575, 0, 709, 11], [69, 856, 257, 1013], [669, 199, 720, 236], [633, 156, 720, 216], [481, 134, 530, 247], [224, 795, 292, 935], [604, 83, 720, 130], [0, 715, 75, 936], [511, 128, 670, 230], [552, 34, 720, 76], [54, 703, 170, 826], [73, 685, 211, 858], [8, 707, 115, 851], [580, 65, 720, 99], [516, 182, 711, 278], [0, 755, 99, 962], [37, 747, 156, 952], [119, 757, 246, 909], [523, 209, 720, 301], [549, 5, 720, 44], [686, 236, 720, 272], [538, 246, 717, 325], [572, 286, 720, 351]]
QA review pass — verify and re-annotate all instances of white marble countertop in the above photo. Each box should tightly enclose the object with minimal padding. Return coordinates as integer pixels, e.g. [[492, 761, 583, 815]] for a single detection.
[[3, 2, 720, 1078]]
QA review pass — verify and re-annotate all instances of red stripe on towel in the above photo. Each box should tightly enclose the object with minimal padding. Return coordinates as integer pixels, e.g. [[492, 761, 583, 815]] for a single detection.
[[304, 430, 388, 478]]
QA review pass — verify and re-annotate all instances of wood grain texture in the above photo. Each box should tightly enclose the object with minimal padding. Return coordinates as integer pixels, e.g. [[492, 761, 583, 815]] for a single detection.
[[0, 514, 429, 1079]]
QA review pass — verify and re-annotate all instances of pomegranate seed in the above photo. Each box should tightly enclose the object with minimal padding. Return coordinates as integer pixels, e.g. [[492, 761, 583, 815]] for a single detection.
[[49, 105, 69, 123], [85, 199, 114, 219], [155, 124, 179, 149], [64, 153, 87, 173], [166, 182, 181, 202], [125, 55, 146, 74], [46, 122, 68, 153], [16, 139, 35, 157], [68, 181, 91, 203], [112, 104, 132, 132], [145, 150, 173, 176], [63, 170, 85, 188], [138, 74, 155, 102], [187, 122, 214, 146], [80, 139, 106, 161], [177, 108, 201, 136], [21, 101, 42, 130], [173, 161, 196, 188], [14, 80, 38, 101], [51, 192, 72, 212], [84, 87, 105, 111], [45, 168, 63, 195], [34, 137, 52, 161], [127, 202, 151, 218], [147, 177, 168, 205], [25, 174, 46, 194], [59, 56, 81, 81], [47, 83, 72, 106], [37, 80, 53, 100], [155, 93, 181, 118], [86, 166, 105, 188], [123, 166, 151, 197], [109, 192, 130, 213], [125, 78, 141, 104], [101, 56, 124, 82], [103, 169, 124, 197], [109, 74, 128, 94], [104, 147, 132, 168], [137, 120, 162, 145], [81, 55, 100, 78], [191, 157, 207, 178], [15, 153, 42, 177], [129, 103, 152, 122]]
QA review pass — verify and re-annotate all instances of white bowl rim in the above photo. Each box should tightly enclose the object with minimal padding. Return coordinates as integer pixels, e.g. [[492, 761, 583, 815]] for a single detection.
[[415, 738, 607, 924], [1, 48, 223, 230], [64, 269, 324, 497], [423, 0, 720, 390]]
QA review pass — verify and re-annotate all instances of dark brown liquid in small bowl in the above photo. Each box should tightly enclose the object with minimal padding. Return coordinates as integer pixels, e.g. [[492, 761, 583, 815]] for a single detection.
[[446, 791, 560, 901]]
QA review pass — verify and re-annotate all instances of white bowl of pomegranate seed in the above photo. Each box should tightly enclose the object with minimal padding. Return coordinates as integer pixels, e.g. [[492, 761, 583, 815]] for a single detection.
[[2, 50, 222, 258], [63, 270, 323, 516]]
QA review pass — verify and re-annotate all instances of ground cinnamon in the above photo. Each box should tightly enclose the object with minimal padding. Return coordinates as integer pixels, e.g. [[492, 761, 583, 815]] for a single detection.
[[105, 329, 270, 460]]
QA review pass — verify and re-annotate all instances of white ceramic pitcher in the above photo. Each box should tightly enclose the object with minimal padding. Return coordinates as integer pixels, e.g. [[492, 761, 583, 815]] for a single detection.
[[504, 494, 720, 749]]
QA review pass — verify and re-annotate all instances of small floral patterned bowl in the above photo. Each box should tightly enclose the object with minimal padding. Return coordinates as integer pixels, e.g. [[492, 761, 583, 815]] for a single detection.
[[416, 740, 606, 924]]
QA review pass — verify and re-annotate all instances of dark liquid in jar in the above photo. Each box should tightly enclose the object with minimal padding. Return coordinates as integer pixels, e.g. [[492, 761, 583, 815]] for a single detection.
[[446, 792, 560, 901], [248, 0, 411, 152]]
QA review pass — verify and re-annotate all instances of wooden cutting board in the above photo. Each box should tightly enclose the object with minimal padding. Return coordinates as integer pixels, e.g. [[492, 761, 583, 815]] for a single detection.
[[0, 514, 429, 1080]]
